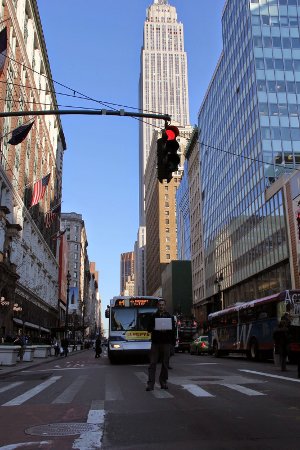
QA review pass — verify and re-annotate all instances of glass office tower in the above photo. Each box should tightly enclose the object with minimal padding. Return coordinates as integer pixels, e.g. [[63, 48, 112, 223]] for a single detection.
[[199, 0, 300, 313], [176, 160, 191, 261]]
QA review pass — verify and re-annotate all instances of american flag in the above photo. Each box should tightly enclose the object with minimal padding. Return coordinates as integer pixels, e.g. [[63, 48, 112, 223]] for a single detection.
[[45, 204, 60, 228], [31, 173, 51, 207]]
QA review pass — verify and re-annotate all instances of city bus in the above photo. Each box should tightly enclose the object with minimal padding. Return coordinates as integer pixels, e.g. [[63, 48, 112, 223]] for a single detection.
[[105, 296, 161, 363], [208, 290, 300, 361]]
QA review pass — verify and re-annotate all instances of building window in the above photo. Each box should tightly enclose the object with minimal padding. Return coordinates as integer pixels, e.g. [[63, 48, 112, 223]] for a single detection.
[[74, 253, 78, 260], [166, 254, 170, 260], [165, 219, 169, 224], [74, 272, 77, 278], [74, 262, 78, 269]]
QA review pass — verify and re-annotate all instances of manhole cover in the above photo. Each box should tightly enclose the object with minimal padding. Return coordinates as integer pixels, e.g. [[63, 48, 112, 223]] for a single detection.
[[25, 423, 98, 436]]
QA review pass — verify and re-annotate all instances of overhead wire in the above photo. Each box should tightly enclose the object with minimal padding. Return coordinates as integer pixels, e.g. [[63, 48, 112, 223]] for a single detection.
[[0, 53, 169, 128], [0, 51, 166, 122], [3, 39, 299, 177], [200, 141, 300, 172]]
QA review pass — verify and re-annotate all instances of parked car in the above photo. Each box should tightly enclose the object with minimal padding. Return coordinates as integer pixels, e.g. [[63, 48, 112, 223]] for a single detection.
[[190, 336, 209, 355]]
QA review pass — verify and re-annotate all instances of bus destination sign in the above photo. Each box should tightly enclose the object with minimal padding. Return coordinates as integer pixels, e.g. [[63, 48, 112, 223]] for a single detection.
[[114, 298, 158, 307]]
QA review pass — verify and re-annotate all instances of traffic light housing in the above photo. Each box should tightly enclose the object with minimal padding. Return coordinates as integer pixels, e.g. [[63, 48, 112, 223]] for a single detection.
[[157, 126, 180, 183]]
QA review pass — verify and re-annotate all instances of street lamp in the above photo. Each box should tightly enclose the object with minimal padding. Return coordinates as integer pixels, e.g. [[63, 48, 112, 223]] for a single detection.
[[214, 273, 224, 312], [65, 270, 71, 338]]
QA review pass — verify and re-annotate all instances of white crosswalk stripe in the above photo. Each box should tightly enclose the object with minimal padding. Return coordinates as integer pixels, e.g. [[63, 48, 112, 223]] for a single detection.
[[135, 372, 267, 398], [52, 375, 88, 404], [182, 384, 214, 397], [2, 376, 61, 406], [0, 381, 24, 394], [222, 383, 266, 396]]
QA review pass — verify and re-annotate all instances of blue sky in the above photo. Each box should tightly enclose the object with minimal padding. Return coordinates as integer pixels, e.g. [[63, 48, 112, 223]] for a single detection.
[[37, 0, 224, 333]]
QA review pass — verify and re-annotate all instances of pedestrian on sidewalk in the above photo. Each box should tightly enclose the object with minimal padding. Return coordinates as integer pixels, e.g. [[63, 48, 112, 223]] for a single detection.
[[273, 320, 290, 371], [61, 337, 69, 357], [146, 298, 175, 391], [13, 334, 25, 361]]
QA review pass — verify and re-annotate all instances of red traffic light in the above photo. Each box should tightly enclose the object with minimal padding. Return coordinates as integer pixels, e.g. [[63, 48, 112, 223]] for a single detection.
[[165, 126, 179, 140]]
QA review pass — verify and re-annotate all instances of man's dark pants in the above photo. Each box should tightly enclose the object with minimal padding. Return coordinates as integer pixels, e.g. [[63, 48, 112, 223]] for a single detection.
[[148, 343, 170, 386]]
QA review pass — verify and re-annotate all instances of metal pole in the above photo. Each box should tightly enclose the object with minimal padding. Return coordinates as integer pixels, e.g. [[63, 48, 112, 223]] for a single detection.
[[65, 271, 71, 339], [0, 109, 171, 122]]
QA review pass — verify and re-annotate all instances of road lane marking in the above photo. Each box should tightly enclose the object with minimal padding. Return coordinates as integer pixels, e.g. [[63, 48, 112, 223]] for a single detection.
[[0, 441, 53, 449], [135, 371, 173, 397], [0, 382, 23, 394], [152, 388, 173, 398], [222, 383, 265, 396], [72, 400, 105, 450], [52, 375, 88, 404], [182, 384, 214, 397], [2, 376, 61, 406], [105, 373, 124, 401], [240, 370, 300, 383]]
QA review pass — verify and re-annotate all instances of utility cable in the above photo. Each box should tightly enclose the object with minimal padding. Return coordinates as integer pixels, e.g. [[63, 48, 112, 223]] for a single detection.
[[200, 141, 300, 172], [1, 51, 168, 129]]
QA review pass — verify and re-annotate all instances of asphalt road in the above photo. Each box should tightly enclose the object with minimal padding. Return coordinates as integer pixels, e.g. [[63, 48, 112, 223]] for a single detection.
[[0, 349, 299, 449]]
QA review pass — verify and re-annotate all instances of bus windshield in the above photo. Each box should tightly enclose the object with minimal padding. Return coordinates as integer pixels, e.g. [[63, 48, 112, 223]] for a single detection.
[[111, 307, 157, 332]]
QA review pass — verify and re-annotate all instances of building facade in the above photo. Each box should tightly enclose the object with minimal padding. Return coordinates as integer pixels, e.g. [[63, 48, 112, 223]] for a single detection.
[[145, 126, 192, 296], [176, 127, 206, 323], [198, 0, 300, 321], [176, 159, 191, 261], [120, 251, 134, 296], [0, 0, 66, 338], [60, 212, 97, 339]]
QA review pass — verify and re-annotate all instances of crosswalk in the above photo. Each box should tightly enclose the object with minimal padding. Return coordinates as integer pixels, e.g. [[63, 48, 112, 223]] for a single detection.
[[0, 370, 271, 406]]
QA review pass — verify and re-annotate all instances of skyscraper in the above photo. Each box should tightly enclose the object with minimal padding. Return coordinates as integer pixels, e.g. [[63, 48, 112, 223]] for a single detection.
[[139, 0, 190, 224], [197, 0, 300, 321], [120, 252, 135, 296], [136, 0, 190, 294]]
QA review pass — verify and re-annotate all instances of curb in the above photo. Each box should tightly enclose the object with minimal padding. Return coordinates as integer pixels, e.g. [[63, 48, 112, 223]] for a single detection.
[[0, 349, 88, 378]]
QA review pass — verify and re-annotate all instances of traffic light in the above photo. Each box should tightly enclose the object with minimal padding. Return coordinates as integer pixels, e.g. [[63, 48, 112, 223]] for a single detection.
[[157, 125, 180, 183]]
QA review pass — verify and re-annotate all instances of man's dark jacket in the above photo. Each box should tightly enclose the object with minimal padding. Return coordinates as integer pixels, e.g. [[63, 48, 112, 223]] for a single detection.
[[147, 310, 176, 345]]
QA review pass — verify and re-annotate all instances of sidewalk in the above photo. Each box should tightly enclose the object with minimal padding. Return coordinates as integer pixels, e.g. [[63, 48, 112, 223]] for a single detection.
[[0, 348, 87, 378]]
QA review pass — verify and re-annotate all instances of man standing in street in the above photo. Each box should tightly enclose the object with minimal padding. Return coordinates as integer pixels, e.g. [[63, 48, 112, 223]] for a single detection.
[[146, 298, 175, 391]]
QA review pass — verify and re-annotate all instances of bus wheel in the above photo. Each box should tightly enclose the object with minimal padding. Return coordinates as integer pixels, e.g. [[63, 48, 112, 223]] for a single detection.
[[213, 341, 220, 358], [248, 339, 259, 361]]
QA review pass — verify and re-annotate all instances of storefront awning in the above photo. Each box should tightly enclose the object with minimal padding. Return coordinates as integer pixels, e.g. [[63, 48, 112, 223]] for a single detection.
[[13, 318, 50, 333]]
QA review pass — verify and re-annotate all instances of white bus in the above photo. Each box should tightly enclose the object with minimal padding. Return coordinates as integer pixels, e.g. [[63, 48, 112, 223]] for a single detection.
[[105, 296, 161, 363]]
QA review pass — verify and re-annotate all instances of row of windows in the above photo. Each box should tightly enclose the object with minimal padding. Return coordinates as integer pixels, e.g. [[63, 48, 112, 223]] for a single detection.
[[253, 15, 300, 27], [261, 125, 300, 139], [253, 36, 300, 49], [259, 102, 300, 116], [251, 0, 300, 5], [256, 56, 300, 70], [257, 79, 300, 93]]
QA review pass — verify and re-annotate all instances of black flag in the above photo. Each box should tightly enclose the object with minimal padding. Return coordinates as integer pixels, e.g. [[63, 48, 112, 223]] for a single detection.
[[0, 26, 7, 74], [8, 121, 34, 145]]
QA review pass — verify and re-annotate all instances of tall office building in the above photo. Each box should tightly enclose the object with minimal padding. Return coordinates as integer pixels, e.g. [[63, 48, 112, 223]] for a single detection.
[[120, 252, 135, 296], [139, 0, 190, 223], [145, 126, 192, 296], [198, 0, 300, 321], [136, 0, 190, 294]]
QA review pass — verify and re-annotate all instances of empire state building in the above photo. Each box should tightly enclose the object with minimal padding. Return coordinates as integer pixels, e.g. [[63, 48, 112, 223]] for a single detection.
[[139, 0, 190, 224]]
